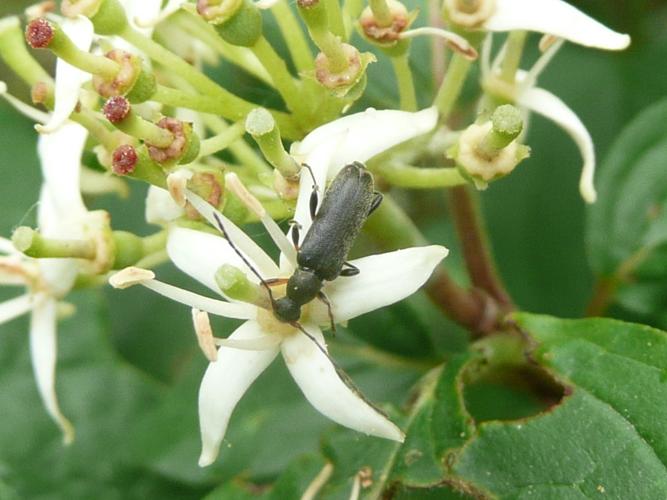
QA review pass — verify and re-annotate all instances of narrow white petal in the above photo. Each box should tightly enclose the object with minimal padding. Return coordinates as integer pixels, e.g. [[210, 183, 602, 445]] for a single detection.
[[0, 81, 50, 123], [167, 227, 279, 298], [0, 236, 16, 254], [486, 0, 630, 50], [281, 326, 404, 442], [324, 246, 448, 323], [134, 0, 186, 28], [140, 278, 255, 320], [185, 190, 279, 276], [518, 86, 596, 203], [0, 294, 33, 324], [293, 107, 439, 181], [29, 297, 75, 444], [38, 122, 88, 217], [145, 186, 184, 225], [198, 320, 279, 466], [36, 17, 93, 134], [214, 335, 281, 351]]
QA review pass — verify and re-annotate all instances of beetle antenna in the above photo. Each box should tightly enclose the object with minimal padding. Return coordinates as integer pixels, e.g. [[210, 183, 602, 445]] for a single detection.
[[290, 321, 330, 358], [213, 212, 277, 305], [301, 163, 319, 192]]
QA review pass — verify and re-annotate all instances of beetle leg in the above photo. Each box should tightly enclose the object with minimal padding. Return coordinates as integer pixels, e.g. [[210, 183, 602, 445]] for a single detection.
[[302, 163, 320, 219], [317, 291, 336, 334], [289, 220, 301, 249], [340, 261, 360, 277], [368, 192, 383, 216]]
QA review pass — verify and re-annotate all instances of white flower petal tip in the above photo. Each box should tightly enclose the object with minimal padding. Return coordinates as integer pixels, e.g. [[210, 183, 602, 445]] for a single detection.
[[192, 309, 218, 362], [109, 267, 156, 289], [167, 169, 193, 208], [293, 107, 439, 180], [145, 186, 185, 225], [517, 86, 596, 203], [325, 245, 448, 323], [282, 328, 405, 442], [198, 321, 280, 467], [486, 0, 630, 51]]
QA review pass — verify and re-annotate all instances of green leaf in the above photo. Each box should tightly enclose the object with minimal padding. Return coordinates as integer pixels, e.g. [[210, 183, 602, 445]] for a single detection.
[[587, 98, 667, 277], [0, 291, 207, 498], [450, 314, 667, 498]]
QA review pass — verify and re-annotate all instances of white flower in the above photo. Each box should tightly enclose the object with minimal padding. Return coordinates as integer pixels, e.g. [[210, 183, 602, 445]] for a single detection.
[[0, 122, 89, 444], [446, 0, 630, 50], [478, 3, 631, 203], [110, 107, 446, 466]]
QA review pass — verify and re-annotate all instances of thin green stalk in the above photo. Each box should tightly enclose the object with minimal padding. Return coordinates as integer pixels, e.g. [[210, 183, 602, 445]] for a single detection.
[[71, 109, 119, 152], [391, 53, 417, 111], [121, 26, 256, 120], [171, 12, 273, 85], [198, 120, 246, 157], [378, 163, 467, 188], [499, 30, 527, 83], [324, 0, 347, 39], [151, 85, 301, 139], [271, 1, 314, 73], [251, 37, 306, 118], [202, 115, 271, 176], [433, 53, 472, 121], [370, 0, 394, 26]]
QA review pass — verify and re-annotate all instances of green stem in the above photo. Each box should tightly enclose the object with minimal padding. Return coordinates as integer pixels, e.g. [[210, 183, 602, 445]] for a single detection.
[[198, 120, 246, 157], [433, 53, 471, 121], [13, 227, 96, 259], [71, 109, 119, 152], [377, 163, 467, 188], [202, 115, 270, 176], [324, 0, 347, 39], [391, 52, 417, 111], [251, 36, 305, 117], [499, 30, 527, 84], [121, 26, 256, 120], [151, 85, 300, 139], [299, 2, 349, 73], [271, 1, 314, 73], [49, 22, 120, 79], [170, 11, 273, 85], [369, 0, 394, 26]]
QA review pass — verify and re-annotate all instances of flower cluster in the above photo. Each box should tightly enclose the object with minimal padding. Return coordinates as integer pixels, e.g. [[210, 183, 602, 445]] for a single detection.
[[0, 0, 628, 468]]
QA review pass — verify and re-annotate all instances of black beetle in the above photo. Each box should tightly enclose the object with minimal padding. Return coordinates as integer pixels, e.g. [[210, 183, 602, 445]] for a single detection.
[[214, 161, 382, 330]]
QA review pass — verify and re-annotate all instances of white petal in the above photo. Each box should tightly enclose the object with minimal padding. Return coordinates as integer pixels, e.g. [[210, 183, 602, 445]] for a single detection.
[[281, 326, 404, 442], [486, 0, 630, 50], [293, 107, 439, 181], [518, 86, 596, 203], [0, 81, 50, 123], [134, 0, 186, 28], [119, 0, 163, 34], [198, 320, 279, 466], [29, 296, 75, 444], [183, 191, 279, 276], [36, 16, 93, 134], [0, 236, 16, 255], [323, 246, 448, 323], [145, 186, 185, 225], [0, 294, 33, 324], [140, 277, 255, 320], [290, 107, 438, 233], [38, 122, 88, 217], [167, 227, 279, 300]]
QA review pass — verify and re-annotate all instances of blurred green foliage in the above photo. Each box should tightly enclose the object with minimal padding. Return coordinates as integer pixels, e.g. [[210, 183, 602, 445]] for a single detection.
[[1, 0, 667, 498]]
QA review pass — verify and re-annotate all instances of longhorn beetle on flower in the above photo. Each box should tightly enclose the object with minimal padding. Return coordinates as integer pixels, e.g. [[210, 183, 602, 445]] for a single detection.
[[214, 161, 383, 337]]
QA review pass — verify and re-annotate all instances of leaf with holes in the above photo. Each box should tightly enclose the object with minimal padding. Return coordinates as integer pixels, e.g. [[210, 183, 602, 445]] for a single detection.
[[449, 314, 667, 498]]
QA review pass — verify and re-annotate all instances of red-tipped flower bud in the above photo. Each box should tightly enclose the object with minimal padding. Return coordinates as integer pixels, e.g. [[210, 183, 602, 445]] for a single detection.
[[25, 18, 54, 49], [103, 96, 131, 123], [112, 144, 138, 175]]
